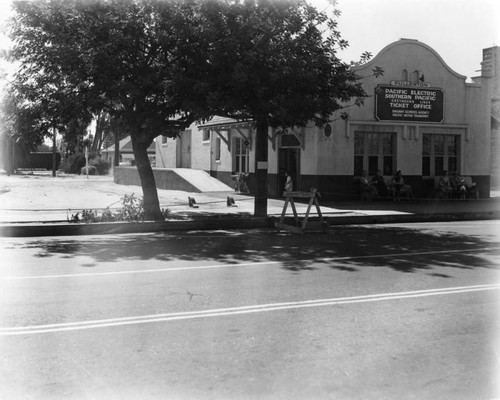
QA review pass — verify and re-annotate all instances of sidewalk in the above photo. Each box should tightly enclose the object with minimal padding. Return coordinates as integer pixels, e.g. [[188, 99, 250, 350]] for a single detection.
[[1, 171, 499, 237]]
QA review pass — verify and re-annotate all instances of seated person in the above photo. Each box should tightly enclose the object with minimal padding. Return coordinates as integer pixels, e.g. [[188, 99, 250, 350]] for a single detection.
[[360, 170, 377, 201], [461, 176, 478, 199], [370, 170, 390, 198], [391, 170, 414, 201], [451, 171, 467, 199], [438, 170, 452, 199]]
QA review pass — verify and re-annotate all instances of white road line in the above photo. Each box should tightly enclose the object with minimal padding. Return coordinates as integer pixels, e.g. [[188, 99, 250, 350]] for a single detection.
[[0, 261, 281, 280], [2, 284, 499, 336], [2, 248, 498, 280]]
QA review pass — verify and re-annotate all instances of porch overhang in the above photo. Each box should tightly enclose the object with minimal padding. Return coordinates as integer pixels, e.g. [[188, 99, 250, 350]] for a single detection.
[[198, 116, 254, 130], [199, 117, 255, 151]]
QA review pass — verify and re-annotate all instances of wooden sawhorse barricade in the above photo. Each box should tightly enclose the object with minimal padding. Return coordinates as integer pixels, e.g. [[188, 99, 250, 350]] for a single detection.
[[275, 189, 328, 234]]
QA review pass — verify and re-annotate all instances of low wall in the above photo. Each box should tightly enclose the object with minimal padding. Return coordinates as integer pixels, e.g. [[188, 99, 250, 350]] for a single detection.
[[114, 166, 199, 192], [115, 167, 491, 199]]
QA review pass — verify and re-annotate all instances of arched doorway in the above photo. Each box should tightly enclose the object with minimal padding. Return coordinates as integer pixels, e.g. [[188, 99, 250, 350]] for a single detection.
[[278, 147, 300, 194]]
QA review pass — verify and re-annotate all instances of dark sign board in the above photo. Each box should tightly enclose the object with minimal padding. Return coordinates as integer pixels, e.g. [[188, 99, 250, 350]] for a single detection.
[[375, 85, 444, 122]]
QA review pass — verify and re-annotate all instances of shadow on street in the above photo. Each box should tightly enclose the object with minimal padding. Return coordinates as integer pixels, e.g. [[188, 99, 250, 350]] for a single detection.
[[16, 225, 500, 275]]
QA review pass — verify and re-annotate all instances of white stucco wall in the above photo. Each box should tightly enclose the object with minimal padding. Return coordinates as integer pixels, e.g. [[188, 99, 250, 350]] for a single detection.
[[190, 126, 212, 171], [154, 39, 490, 192], [463, 82, 492, 175], [155, 136, 176, 168], [322, 39, 490, 178]]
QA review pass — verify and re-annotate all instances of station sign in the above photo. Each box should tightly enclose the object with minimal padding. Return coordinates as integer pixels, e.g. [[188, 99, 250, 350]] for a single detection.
[[375, 84, 444, 123]]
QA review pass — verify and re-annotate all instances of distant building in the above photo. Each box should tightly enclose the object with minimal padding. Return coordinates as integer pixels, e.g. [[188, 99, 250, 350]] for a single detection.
[[474, 46, 500, 189], [155, 39, 493, 199], [103, 136, 155, 167]]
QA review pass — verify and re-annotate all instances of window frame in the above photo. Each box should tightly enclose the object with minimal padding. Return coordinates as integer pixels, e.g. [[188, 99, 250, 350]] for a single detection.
[[233, 136, 249, 173], [354, 131, 395, 176], [214, 137, 221, 162], [421, 134, 459, 177]]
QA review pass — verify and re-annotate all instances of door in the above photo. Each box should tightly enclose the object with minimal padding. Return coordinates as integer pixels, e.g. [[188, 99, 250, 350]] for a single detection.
[[176, 130, 191, 168], [278, 148, 300, 194]]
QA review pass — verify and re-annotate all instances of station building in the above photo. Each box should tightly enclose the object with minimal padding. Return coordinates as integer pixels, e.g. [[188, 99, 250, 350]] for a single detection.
[[481, 46, 500, 190], [154, 39, 495, 199]]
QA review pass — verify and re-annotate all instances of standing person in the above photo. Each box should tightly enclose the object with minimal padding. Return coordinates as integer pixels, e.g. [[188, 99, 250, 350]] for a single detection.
[[284, 171, 293, 193], [391, 170, 404, 201]]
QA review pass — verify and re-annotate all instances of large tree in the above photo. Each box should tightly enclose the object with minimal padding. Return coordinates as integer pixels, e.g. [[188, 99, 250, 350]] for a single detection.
[[0, 77, 83, 175], [0, 88, 48, 174], [9, 0, 208, 220], [198, 0, 379, 216], [1, 89, 48, 151], [8, 0, 379, 220]]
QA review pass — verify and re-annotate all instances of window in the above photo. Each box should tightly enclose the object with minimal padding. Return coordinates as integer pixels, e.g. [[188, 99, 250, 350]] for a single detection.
[[401, 69, 408, 81], [233, 137, 249, 173], [354, 132, 394, 176], [215, 137, 221, 161], [410, 70, 420, 83], [202, 130, 210, 142], [161, 136, 168, 145], [422, 134, 458, 176], [281, 133, 301, 148]]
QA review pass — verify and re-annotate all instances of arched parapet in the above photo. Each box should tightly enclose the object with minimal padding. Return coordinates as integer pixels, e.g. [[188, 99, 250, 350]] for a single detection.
[[355, 39, 467, 80]]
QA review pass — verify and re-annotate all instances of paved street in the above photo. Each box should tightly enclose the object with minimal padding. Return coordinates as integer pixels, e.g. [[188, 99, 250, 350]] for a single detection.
[[1, 220, 500, 399]]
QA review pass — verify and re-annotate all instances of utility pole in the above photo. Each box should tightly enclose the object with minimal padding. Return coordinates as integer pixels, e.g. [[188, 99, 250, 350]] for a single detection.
[[85, 145, 89, 179], [52, 124, 57, 177], [253, 119, 269, 217], [114, 119, 119, 169]]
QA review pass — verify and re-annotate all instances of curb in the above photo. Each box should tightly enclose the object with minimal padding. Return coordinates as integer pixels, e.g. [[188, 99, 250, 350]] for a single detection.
[[326, 211, 500, 226], [0, 216, 273, 237], [1, 211, 499, 237]]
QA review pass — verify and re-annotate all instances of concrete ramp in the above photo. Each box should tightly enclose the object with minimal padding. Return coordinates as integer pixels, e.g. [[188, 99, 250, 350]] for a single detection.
[[170, 168, 233, 192], [173, 168, 232, 192], [115, 166, 234, 193]]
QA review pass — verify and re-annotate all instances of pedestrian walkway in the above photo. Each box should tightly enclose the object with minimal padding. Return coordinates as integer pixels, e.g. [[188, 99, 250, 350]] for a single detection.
[[0, 171, 407, 223], [0, 171, 499, 236]]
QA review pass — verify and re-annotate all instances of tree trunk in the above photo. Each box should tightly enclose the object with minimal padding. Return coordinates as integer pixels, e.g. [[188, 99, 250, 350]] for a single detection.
[[7, 137, 14, 176], [91, 113, 104, 154], [130, 135, 164, 221], [253, 119, 269, 217]]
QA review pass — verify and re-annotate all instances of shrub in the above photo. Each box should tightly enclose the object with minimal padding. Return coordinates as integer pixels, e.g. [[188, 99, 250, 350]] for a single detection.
[[81, 165, 97, 175], [115, 193, 145, 222], [90, 157, 110, 175], [68, 193, 171, 223], [60, 153, 86, 174]]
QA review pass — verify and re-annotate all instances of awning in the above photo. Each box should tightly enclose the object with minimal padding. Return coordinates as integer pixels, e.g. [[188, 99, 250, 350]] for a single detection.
[[198, 116, 254, 130]]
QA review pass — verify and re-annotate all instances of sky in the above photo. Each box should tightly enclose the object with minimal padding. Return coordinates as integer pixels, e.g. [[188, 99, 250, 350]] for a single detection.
[[1, 0, 499, 82], [327, 0, 500, 80]]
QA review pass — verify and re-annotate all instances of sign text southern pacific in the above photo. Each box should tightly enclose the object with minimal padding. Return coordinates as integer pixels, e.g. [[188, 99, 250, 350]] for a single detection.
[[375, 85, 444, 122]]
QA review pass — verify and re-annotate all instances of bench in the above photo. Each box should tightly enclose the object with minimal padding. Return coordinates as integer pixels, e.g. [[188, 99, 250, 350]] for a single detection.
[[434, 176, 478, 199]]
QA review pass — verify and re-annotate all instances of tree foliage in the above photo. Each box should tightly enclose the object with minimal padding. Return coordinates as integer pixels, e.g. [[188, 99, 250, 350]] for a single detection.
[[7, 0, 380, 219], [199, 0, 370, 128], [194, 0, 380, 215], [9, 0, 208, 220], [1, 89, 48, 149]]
